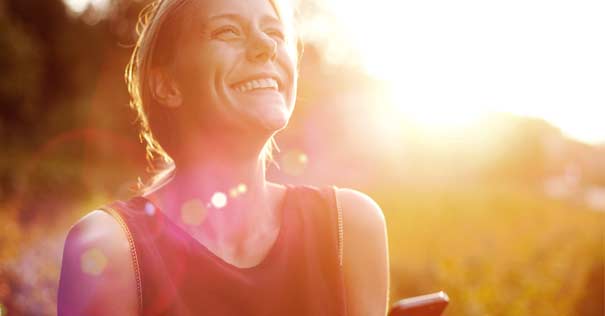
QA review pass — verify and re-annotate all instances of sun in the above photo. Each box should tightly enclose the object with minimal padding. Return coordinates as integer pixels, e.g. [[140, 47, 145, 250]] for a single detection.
[[312, 0, 605, 145], [62, 0, 109, 14], [386, 84, 490, 130]]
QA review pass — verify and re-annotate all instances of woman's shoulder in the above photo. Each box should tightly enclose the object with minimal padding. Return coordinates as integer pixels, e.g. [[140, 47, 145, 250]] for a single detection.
[[62, 209, 134, 261], [335, 187, 386, 251], [279, 183, 384, 216], [58, 209, 139, 315], [61, 208, 133, 260], [334, 187, 390, 315], [64, 209, 131, 255], [334, 187, 384, 222]]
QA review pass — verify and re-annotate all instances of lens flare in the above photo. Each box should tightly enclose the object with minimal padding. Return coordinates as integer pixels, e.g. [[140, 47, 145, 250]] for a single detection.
[[80, 248, 107, 276], [180, 199, 207, 226], [144, 202, 156, 216], [211, 192, 228, 209], [282, 149, 308, 176]]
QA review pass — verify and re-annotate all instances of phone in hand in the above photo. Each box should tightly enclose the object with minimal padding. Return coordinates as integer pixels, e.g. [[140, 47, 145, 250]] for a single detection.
[[388, 291, 449, 316]]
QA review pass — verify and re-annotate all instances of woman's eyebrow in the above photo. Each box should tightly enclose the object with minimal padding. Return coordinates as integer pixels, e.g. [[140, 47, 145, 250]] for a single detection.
[[206, 13, 282, 26], [207, 13, 244, 24]]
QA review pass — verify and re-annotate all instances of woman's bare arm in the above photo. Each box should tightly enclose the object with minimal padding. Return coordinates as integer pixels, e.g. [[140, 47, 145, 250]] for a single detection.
[[57, 210, 139, 315], [338, 188, 390, 316]]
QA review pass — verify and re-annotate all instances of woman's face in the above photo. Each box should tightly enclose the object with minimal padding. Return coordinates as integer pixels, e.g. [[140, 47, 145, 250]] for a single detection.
[[167, 0, 298, 136]]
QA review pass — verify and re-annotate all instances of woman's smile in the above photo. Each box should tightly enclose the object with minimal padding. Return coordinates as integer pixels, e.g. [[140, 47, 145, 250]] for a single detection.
[[229, 79, 287, 123], [232, 77, 280, 93]]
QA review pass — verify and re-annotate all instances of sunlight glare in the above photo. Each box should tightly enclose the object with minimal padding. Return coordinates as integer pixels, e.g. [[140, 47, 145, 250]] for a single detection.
[[314, 0, 605, 144], [390, 86, 490, 129], [62, 0, 109, 14]]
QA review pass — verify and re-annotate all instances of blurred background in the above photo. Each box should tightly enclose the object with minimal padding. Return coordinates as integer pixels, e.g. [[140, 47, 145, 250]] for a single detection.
[[0, 0, 603, 315]]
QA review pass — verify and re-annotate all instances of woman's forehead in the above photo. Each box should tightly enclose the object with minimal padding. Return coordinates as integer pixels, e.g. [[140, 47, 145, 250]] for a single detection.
[[183, 0, 282, 22]]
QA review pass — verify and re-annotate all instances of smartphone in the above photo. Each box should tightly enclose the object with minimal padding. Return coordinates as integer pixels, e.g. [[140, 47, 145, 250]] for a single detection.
[[388, 291, 449, 316]]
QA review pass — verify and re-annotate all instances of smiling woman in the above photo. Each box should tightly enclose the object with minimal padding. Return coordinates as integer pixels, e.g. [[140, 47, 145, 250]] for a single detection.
[[125, 0, 301, 188], [57, 0, 389, 315]]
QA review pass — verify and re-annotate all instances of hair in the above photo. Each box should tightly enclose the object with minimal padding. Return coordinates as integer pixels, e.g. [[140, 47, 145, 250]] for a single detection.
[[125, 0, 303, 194]]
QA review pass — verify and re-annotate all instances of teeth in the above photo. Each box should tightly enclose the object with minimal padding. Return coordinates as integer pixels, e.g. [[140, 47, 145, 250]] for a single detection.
[[234, 78, 279, 93]]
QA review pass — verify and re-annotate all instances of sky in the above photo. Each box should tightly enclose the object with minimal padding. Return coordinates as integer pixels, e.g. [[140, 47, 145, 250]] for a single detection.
[[63, 0, 109, 14], [304, 0, 605, 145], [63, 0, 605, 145]]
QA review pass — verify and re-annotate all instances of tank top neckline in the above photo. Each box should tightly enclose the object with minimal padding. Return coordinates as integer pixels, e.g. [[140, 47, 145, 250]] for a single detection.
[[131, 183, 292, 272]]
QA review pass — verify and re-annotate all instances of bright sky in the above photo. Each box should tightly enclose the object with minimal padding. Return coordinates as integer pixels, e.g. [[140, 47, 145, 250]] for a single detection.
[[310, 0, 605, 145], [63, 0, 109, 14]]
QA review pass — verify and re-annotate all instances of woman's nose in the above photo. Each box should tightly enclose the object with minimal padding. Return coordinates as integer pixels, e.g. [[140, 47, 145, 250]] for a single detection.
[[246, 31, 277, 64]]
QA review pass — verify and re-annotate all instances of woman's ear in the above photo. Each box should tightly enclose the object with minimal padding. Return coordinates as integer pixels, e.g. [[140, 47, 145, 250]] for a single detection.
[[149, 67, 183, 108]]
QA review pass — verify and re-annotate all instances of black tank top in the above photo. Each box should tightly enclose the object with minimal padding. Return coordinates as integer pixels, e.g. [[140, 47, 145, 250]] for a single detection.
[[99, 184, 348, 315]]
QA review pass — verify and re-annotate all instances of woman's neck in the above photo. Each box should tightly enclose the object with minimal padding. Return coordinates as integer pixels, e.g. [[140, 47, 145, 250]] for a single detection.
[[141, 135, 284, 257]]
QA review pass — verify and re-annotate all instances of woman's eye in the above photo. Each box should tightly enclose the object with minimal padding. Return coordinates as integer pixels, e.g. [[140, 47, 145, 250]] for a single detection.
[[212, 26, 241, 40], [266, 29, 285, 41]]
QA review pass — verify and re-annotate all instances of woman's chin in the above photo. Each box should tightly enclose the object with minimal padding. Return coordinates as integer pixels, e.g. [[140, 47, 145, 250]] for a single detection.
[[243, 107, 291, 133], [256, 115, 290, 133]]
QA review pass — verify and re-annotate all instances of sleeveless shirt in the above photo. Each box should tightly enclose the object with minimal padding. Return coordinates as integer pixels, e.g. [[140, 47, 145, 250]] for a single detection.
[[98, 184, 348, 315]]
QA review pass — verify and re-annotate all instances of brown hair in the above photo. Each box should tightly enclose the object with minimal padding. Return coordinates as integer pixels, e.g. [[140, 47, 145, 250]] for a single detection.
[[125, 0, 302, 194]]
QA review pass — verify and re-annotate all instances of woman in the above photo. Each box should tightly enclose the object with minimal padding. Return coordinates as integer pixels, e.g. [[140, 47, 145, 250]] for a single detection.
[[57, 0, 389, 314]]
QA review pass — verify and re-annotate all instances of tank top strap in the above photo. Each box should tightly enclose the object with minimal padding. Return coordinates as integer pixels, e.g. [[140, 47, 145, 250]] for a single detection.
[[300, 185, 343, 264], [98, 197, 167, 252], [289, 184, 348, 315], [318, 185, 343, 267], [96, 197, 147, 315], [320, 184, 348, 315]]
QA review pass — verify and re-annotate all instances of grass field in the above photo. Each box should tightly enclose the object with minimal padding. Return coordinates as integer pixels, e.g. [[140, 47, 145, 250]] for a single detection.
[[378, 184, 604, 316]]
